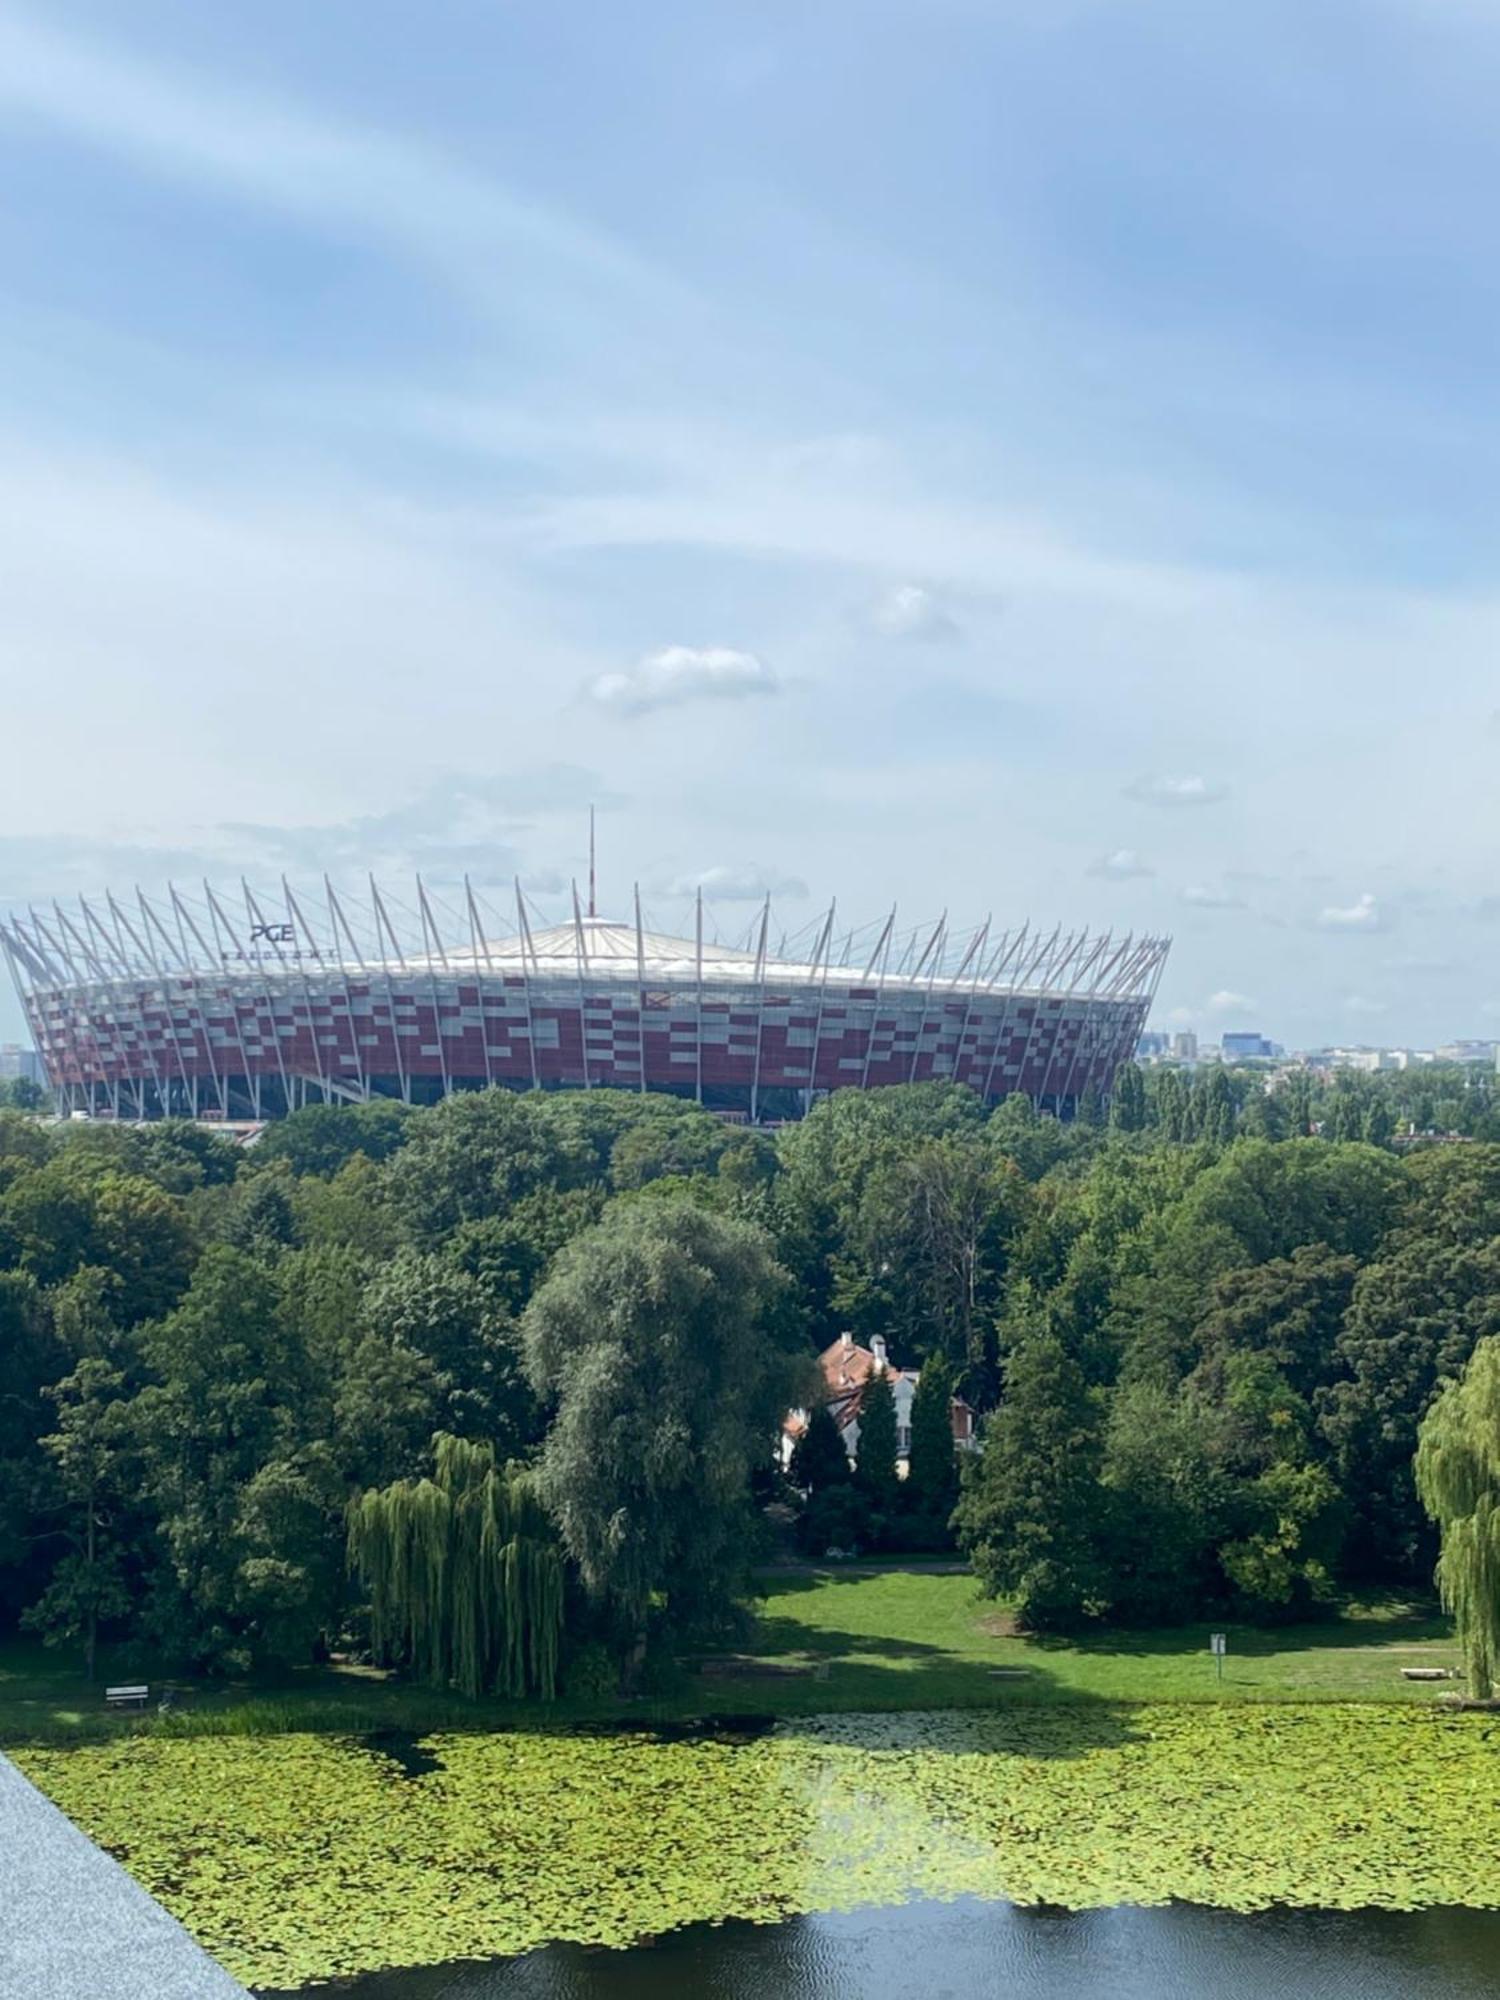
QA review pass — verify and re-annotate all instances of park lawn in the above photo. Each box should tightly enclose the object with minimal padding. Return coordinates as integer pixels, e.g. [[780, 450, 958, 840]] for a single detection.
[[0, 1571, 1457, 1748], [734, 1568, 1458, 1709]]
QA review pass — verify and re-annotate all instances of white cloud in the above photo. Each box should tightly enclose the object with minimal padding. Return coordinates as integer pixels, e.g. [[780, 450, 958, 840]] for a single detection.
[[1181, 883, 1247, 909], [1126, 774, 1229, 807], [586, 646, 780, 718], [1089, 848, 1153, 880], [664, 864, 808, 901], [1317, 892, 1386, 933], [1206, 989, 1257, 1014], [870, 583, 960, 642], [1345, 994, 1389, 1016]]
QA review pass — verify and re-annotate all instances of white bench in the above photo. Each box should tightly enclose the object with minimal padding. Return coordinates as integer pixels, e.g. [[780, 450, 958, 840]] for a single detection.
[[104, 1684, 150, 1709]]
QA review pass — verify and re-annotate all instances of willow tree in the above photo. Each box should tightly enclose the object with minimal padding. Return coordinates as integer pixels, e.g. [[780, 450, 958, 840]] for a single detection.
[[1416, 1338, 1500, 1698], [347, 1434, 563, 1699]]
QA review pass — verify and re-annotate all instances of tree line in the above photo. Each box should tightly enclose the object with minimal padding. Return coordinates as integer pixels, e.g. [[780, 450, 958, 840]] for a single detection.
[[1, 1070, 1497, 1693]]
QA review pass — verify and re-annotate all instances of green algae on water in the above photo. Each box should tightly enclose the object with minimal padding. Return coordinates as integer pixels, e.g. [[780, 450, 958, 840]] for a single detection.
[[17, 1704, 1500, 1992]]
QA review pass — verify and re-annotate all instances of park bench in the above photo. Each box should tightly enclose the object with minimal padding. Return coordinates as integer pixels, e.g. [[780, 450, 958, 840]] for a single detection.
[[104, 1684, 150, 1709]]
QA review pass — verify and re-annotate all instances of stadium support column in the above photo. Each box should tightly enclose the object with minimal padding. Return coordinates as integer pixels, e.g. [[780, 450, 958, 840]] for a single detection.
[[804, 899, 836, 1116], [326, 878, 372, 1103], [370, 876, 410, 1106], [170, 884, 228, 1117], [239, 881, 295, 1118], [857, 905, 898, 1091], [634, 883, 648, 1094], [986, 923, 1058, 1104], [1058, 932, 1130, 1112], [946, 916, 992, 1085], [45, 904, 110, 1117], [904, 911, 947, 1085], [204, 881, 260, 1118], [749, 893, 771, 1123], [695, 887, 704, 1107], [416, 875, 452, 1103], [1036, 932, 1109, 1113], [570, 879, 592, 1090], [463, 875, 496, 1094], [514, 880, 541, 1091]]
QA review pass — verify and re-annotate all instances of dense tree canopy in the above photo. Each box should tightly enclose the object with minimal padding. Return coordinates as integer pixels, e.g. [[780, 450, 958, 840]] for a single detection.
[[0, 1070, 1494, 1686]]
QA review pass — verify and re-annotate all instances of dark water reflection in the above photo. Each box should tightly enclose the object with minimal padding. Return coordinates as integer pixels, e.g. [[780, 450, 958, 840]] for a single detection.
[[257, 1900, 1500, 1999]]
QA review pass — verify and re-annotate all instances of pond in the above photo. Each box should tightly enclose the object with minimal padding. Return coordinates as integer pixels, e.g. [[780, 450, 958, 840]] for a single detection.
[[256, 1901, 1500, 2000], [16, 1705, 1500, 1994]]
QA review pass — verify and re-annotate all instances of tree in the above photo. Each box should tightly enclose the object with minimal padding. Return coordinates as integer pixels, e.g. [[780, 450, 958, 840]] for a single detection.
[[131, 1246, 333, 1668], [24, 1359, 133, 1678], [363, 1251, 536, 1456], [789, 1402, 849, 1492], [907, 1352, 959, 1518], [522, 1203, 797, 1668], [1108, 1063, 1148, 1134], [348, 1434, 564, 1698], [954, 1325, 1110, 1628], [1415, 1338, 1500, 1697], [855, 1371, 899, 1502]]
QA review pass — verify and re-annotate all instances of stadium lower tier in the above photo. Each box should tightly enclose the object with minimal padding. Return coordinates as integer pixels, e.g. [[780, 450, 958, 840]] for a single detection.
[[22, 972, 1148, 1121]]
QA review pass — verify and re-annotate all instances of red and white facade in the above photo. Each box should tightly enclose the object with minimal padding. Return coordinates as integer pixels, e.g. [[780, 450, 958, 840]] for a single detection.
[[0, 878, 1168, 1123]]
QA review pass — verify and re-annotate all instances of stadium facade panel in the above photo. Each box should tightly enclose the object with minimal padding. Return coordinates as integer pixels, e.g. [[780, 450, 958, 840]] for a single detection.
[[0, 882, 1169, 1123]]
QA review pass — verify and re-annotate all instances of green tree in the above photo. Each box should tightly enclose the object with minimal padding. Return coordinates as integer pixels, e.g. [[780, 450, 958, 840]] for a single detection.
[[1415, 1337, 1500, 1697], [855, 1370, 899, 1502], [131, 1247, 333, 1668], [954, 1325, 1110, 1628], [1108, 1062, 1148, 1133], [23, 1359, 132, 1678], [522, 1203, 797, 1668], [348, 1435, 563, 1698], [907, 1352, 959, 1517], [789, 1402, 850, 1493]]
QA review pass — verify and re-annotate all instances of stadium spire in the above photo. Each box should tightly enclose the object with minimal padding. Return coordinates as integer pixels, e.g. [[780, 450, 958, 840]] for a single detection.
[[588, 806, 597, 920]]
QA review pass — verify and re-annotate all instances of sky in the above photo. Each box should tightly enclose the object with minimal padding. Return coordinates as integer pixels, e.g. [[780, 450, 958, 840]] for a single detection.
[[2, 0, 1500, 1050]]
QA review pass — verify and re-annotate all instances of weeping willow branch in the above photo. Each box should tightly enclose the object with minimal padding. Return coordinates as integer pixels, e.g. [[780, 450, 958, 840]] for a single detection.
[[1415, 1338, 1500, 1700], [347, 1435, 563, 1699]]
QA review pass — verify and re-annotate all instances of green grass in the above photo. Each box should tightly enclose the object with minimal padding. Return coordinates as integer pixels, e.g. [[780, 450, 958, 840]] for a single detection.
[[0, 1571, 1458, 1749]]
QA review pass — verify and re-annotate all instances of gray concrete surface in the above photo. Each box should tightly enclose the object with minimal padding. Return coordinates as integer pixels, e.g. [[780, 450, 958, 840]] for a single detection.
[[0, 1751, 252, 1999]]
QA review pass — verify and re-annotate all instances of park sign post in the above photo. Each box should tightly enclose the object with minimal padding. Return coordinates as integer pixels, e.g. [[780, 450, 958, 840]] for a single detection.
[[1211, 1632, 1227, 1681]]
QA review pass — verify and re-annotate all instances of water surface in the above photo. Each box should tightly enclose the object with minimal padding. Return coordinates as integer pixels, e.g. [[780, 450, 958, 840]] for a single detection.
[[257, 1900, 1500, 1999]]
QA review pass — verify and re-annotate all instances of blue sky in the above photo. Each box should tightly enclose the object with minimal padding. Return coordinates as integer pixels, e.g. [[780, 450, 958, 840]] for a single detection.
[[2, 0, 1499, 1048]]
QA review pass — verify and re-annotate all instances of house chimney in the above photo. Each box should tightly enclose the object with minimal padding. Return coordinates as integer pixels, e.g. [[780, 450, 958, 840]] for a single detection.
[[870, 1335, 888, 1373], [840, 1331, 854, 1352]]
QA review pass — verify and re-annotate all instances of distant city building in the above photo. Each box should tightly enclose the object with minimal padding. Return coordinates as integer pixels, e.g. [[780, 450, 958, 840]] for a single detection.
[[1221, 1032, 1282, 1061], [1170, 1030, 1199, 1061], [1435, 1040, 1499, 1065], [0, 1044, 42, 1085], [1136, 1031, 1169, 1059]]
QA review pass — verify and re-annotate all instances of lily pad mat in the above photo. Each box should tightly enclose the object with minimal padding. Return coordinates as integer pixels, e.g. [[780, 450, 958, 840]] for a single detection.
[[17, 1705, 1500, 1992]]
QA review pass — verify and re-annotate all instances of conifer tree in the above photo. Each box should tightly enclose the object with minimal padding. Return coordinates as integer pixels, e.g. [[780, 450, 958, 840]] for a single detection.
[[908, 1353, 959, 1519], [855, 1371, 899, 1501], [790, 1402, 850, 1492]]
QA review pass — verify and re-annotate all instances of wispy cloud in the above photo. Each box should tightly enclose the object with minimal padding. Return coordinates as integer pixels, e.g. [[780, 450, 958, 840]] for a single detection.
[[1206, 989, 1257, 1014], [870, 583, 961, 641], [663, 864, 808, 901], [1181, 883, 1247, 909], [1089, 848, 1153, 880], [586, 646, 780, 718], [1126, 774, 1228, 807], [0, 12, 673, 319], [1316, 891, 1386, 933]]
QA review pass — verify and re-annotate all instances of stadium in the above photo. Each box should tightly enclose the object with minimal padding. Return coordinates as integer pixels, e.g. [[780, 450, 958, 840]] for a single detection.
[[0, 871, 1169, 1124]]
